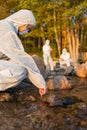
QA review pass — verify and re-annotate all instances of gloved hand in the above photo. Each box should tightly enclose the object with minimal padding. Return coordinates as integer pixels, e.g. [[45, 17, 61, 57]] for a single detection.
[[39, 87, 47, 96]]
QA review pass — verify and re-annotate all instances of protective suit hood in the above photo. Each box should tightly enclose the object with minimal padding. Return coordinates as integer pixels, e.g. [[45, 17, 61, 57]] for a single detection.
[[62, 48, 67, 55], [62, 48, 67, 53], [6, 9, 36, 30], [45, 39, 50, 45]]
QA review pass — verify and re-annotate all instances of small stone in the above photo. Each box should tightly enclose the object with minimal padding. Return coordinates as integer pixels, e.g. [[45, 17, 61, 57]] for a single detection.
[[74, 63, 87, 78], [46, 79, 54, 90], [50, 99, 64, 107], [42, 94, 64, 107], [32, 55, 48, 79], [17, 97, 23, 102], [64, 66, 74, 76], [47, 76, 72, 90], [50, 71, 56, 76], [0, 93, 13, 101], [29, 95, 36, 101], [60, 76, 72, 90], [79, 121, 87, 126]]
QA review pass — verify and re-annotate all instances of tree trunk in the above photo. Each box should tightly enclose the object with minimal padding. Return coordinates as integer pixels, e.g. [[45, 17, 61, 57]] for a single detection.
[[53, 3, 61, 56], [67, 27, 79, 63], [67, 28, 73, 58], [75, 29, 79, 61], [41, 26, 45, 44]]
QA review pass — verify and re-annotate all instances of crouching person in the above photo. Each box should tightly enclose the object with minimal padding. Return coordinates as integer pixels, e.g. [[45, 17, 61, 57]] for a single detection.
[[59, 48, 71, 68], [0, 9, 47, 101]]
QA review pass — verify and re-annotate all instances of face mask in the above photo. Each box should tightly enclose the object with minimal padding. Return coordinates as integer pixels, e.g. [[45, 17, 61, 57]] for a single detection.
[[18, 28, 30, 35], [63, 51, 66, 55]]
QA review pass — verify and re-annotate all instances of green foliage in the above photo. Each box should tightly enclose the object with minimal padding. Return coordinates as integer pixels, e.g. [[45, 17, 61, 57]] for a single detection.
[[0, 0, 87, 58], [50, 41, 58, 59], [0, 0, 19, 19], [24, 44, 43, 57]]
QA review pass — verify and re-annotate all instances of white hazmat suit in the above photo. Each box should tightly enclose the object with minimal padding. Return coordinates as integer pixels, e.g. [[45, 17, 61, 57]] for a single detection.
[[42, 40, 54, 71], [59, 48, 71, 68], [0, 9, 46, 91]]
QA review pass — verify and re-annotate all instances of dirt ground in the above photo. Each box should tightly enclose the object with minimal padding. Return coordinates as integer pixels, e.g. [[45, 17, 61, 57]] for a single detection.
[[0, 75, 87, 130]]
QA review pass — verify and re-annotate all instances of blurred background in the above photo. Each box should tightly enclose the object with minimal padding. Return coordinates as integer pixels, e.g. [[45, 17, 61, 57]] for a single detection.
[[0, 0, 87, 62]]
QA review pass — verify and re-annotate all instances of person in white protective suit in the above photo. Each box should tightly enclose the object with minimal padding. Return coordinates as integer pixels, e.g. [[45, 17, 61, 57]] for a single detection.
[[59, 48, 71, 68], [42, 39, 54, 71], [0, 9, 47, 96]]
